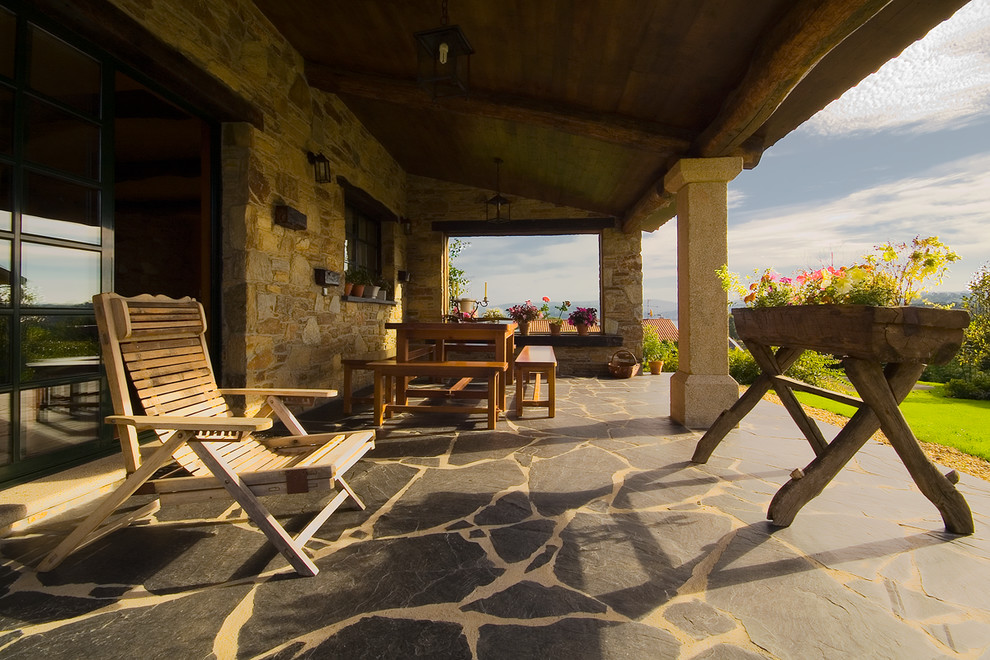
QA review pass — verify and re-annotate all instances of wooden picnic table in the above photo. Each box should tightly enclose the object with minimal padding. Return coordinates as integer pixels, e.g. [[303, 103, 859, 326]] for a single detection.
[[375, 321, 518, 427]]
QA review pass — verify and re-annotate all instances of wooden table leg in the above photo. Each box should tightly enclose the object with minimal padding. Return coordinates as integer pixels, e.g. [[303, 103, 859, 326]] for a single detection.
[[692, 345, 804, 463], [488, 371, 497, 429], [749, 343, 827, 456], [548, 365, 556, 418], [768, 361, 919, 527], [844, 358, 973, 534], [373, 368, 385, 426]]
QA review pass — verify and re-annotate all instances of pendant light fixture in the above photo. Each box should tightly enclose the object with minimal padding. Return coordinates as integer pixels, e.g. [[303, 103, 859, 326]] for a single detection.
[[414, 0, 474, 99], [485, 158, 511, 223]]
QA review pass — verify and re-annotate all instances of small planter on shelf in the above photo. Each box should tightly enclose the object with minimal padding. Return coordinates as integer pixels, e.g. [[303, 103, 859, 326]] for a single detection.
[[549, 322, 563, 336], [568, 307, 598, 336]]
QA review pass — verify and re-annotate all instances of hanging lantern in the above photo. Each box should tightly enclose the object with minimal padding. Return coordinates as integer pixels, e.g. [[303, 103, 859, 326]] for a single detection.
[[414, 0, 473, 99], [486, 158, 511, 223]]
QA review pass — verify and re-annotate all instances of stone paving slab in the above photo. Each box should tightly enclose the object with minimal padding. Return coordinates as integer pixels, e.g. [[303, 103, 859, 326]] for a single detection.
[[1, 375, 989, 658]]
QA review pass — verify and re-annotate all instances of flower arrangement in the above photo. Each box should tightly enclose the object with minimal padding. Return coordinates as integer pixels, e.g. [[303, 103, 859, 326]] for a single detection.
[[718, 236, 959, 308], [568, 306, 598, 326], [507, 300, 543, 322]]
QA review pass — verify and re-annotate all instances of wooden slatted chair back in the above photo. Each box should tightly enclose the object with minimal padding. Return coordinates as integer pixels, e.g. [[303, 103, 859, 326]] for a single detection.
[[95, 293, 242, 475]]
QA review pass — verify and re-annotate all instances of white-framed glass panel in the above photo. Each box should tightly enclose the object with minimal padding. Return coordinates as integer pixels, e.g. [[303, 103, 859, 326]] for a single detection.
[[26, 97, 100, 179], [20, 242, 100, 306], [0, 393, 10, 465], [0, 162, 10, 231], [22, 172, 100, 244], [0, 6, 13, 81], [0, 85, 12, 156], [19, 380, 100, 459], [28, 25, 101, 117]]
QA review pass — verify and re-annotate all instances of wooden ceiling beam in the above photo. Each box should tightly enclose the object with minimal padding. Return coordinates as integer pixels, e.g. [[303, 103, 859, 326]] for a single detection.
[[307, 65, 695, 155], [694, 0, 892, 158], [623, 0, 890, 233]]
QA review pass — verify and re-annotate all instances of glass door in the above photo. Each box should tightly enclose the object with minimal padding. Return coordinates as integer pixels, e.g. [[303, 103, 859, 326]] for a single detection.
[[0, 7, 111, 482]]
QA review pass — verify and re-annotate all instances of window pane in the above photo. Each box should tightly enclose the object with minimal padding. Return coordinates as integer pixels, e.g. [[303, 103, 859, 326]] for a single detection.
[[26, 97, 100, 178], [0, 392, 10, 466], [0, 86, 12, 155], [28, 25, 100, 117], [0, 317, 7, 384], [0, 162, 10, 230], [20, 315, 99, 382], [20, 380, 100, 459], [21, 243, 99, 306], [0, 8, 14, 80], [23, 171, 100, 244], [0, 238, 11, 306]]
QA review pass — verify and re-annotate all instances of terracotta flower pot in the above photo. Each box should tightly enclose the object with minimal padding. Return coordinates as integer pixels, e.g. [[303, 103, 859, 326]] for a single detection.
[[576, 323, 589, 336], [343, 282, 354, 296], [549, 323, 562, 336], [517, 320, 529, 336], [649, 360, 664, 375], [350, 283, 365, 297]]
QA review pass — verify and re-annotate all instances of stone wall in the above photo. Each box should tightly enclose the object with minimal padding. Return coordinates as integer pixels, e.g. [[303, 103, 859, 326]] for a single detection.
[[406, 176, 644, 376], [103, 0, 647, 392], [109, 0, 408, 401]]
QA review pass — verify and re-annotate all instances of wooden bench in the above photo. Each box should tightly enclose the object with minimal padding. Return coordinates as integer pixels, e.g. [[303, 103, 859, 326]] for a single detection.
[[368, 360, 507, 429], [514, 345, 556, 417], [342, 345, 434, 413]]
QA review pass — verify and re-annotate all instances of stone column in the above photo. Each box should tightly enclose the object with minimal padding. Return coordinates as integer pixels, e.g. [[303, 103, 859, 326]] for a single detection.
[[664, 157, 742, 428]]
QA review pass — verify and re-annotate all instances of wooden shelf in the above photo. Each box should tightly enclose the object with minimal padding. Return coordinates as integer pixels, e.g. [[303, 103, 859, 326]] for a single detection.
[[341, 295, 396, 306]]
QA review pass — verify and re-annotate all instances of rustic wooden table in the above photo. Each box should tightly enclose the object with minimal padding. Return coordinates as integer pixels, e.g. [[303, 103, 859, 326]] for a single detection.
[[694, 305, 974, 534]]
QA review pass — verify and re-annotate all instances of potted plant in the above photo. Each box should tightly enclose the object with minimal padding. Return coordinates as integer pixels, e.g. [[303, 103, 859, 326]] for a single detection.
[[642, 326, 676, 374], [546, 297, 570, 335], [375, 274, 392, 300], [507, 300, 542, 335], [345, 267, 371, 297], [718, 236, 968, 363], [568, 306, 598, 336]]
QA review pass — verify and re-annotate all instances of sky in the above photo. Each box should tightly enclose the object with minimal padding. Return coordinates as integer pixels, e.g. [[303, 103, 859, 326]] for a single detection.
[[458, 0, 990, 316]]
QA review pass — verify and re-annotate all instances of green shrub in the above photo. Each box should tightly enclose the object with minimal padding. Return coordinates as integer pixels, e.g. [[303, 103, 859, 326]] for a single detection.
[[729, 349, 760, 384], [662, 345, 678, 372], [944, 373, 990, 400], [729, 348, 841, 388], [787, 350, 843, 389], [922, 358, 970, 383]]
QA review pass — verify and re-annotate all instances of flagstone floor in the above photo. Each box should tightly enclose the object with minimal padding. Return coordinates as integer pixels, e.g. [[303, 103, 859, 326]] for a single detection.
[[1, 374, 989, 659]]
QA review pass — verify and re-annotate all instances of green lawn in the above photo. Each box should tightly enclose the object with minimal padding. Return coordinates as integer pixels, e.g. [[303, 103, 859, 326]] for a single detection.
[[792, 385, 990, 462]]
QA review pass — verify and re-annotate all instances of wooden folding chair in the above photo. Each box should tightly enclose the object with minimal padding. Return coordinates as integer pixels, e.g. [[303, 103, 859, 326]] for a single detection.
[[38, 293, 375, 577]]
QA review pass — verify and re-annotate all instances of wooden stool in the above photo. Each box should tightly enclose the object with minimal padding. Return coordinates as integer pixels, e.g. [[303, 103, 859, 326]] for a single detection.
[[514, 346, 556, 417]]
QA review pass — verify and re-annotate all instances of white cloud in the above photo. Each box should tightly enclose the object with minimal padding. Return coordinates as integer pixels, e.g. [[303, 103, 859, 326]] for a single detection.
[[727, 152, 990, 291], [805, 0, 990, 136]]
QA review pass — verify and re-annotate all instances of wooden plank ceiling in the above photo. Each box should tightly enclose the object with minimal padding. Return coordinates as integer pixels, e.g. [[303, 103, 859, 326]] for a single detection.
[[253, 0, 970, 230]]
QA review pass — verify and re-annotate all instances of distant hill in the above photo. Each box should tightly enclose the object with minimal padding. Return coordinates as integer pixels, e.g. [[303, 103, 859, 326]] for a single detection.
[[918, 291, 966, 307]]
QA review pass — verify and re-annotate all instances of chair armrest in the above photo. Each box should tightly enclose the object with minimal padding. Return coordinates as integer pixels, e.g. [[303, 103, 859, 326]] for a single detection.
[[106, 415, 273, 433], [220, 388, 338, 399]]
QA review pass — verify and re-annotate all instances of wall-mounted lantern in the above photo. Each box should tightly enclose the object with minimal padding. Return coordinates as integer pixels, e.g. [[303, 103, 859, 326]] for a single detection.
[[306, 151, 331, 184]]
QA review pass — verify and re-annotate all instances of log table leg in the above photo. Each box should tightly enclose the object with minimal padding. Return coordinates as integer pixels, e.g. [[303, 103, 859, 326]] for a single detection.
[[767, 361, 920, 527], [692, 346, 804, 463], [844, 358, 974, 534]]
